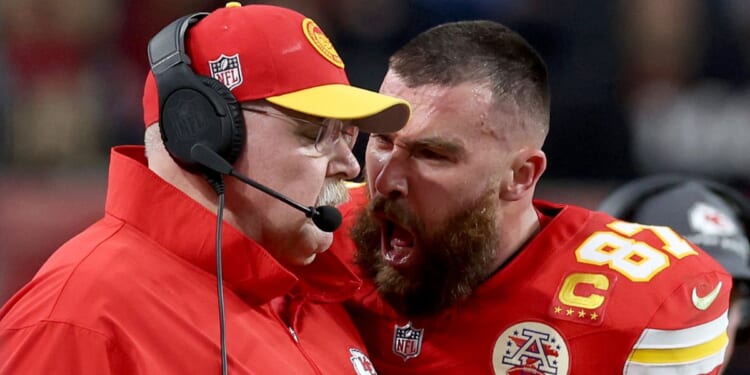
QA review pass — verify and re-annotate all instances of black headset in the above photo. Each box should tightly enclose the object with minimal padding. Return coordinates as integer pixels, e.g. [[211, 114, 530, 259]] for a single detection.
[[147, 13, 246, 170], [598, 174, 750, 233]]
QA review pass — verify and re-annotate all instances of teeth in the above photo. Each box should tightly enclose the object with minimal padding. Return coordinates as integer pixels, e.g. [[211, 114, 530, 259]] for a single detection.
[[386, 238, 413, 265], [391, 225, 414, 246], [391, 239, 411, 249], [382, 220, 416, 265], [390, 241, 408, 252]]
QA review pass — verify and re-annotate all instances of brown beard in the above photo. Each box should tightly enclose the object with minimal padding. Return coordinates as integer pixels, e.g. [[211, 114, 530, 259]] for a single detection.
[[351, 192, 499, 317]]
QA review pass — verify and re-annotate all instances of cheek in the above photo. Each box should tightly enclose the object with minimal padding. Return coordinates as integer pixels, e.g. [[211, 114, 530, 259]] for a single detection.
[[413, 174, 495, 223], [243, 144, 328, 195], [365, 145, 390, 164], [279, 162, 328, 202], [418, 188, 460, 224], [364, 149, 385, 183]]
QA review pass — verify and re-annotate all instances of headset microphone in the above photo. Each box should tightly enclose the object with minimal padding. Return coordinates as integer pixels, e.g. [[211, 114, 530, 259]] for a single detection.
[[190, 143, 343, 232]]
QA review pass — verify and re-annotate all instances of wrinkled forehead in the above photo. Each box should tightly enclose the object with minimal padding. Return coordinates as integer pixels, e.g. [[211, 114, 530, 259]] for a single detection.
[[381, 76, 518, 144], [380, 72, 493, 110]]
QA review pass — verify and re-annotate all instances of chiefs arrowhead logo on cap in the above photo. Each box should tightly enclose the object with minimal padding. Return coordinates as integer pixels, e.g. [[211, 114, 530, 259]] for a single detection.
[[302, 18, 344, 68], [689, 202, 738, 236]]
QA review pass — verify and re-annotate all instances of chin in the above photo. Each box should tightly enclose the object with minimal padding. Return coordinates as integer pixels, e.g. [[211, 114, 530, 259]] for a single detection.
[[276, 250, 316, 267], [281, 224, 331, 267], [309, 222, 334, 249], [298, 253, 318, 266]]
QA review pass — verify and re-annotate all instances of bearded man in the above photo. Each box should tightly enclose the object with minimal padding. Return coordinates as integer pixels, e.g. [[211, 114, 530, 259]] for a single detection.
[[332, 20, 732, 375]]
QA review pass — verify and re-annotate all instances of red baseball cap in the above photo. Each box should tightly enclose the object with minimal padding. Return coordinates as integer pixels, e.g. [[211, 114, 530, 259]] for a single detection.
[[143, 2, 410, 132]]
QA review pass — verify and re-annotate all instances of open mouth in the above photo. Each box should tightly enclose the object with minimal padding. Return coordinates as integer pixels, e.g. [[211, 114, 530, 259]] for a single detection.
[[381, 218, 416, 269]]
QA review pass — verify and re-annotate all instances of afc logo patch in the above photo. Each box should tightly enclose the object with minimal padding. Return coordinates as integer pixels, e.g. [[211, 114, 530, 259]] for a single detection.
[[392, 321, 423, 361], [492, 321, 570, 375], [209, 54, 243, 90]]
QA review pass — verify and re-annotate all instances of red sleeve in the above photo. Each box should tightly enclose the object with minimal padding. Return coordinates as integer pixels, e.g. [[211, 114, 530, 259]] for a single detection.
[[590, 219, 732, 374], [621, 271, 730, 374]]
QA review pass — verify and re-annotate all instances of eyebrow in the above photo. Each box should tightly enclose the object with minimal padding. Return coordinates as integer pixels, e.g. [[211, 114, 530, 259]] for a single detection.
[[399, 136, 466, 158]]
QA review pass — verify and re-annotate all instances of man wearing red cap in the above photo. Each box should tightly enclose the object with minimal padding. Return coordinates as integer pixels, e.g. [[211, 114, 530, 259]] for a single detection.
[[0, 3, 409, 374]]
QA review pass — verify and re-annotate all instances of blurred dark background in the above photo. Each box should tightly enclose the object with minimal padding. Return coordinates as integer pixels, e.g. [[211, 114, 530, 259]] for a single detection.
[[2, 0, 750, 371]]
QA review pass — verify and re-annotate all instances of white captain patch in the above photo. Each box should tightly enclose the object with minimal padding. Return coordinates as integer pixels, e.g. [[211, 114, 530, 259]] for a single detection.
[[492, 321, 570, 375], [392, 321, 424, 361]]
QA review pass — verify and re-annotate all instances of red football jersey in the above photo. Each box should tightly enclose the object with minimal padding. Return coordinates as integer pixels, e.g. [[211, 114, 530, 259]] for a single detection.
[[333, 184, 731, 374]]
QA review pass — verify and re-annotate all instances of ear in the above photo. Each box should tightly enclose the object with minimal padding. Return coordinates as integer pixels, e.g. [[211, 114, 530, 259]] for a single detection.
[[500, 148, 547, 201]]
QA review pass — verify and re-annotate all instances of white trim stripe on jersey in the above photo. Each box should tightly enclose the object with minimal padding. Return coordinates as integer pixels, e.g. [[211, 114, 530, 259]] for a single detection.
[[629, 332, 727, 364], [624, 349, 726, 375], [623, 311, 728, 373], [634, 311, 728, 349]]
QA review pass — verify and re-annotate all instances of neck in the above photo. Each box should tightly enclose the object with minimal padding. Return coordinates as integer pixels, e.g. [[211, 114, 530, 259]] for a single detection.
[[149, 152, 223, 214], [488, 200, 540, 277]]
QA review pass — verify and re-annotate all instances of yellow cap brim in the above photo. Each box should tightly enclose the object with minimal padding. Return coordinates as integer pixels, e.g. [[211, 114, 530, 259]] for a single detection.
[[266, 84, 411, 133]]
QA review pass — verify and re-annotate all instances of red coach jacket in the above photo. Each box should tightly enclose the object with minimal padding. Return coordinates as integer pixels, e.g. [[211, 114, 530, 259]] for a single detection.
[[0, 146, 375, 375]]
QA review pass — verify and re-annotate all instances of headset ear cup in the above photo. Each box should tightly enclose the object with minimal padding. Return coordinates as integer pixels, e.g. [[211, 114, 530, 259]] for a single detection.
[[198, 77, 246, 165]]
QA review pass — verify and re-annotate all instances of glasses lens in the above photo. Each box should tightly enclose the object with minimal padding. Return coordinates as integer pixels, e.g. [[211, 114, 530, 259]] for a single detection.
[[341, 125, 358, 148], [314, 119, 341, 152], [313, 124, 328, 153]]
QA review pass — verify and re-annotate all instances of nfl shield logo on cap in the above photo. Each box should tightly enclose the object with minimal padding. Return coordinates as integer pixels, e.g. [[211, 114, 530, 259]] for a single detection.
[[393, 321, 424, 361], [209, 54, 243, 90]]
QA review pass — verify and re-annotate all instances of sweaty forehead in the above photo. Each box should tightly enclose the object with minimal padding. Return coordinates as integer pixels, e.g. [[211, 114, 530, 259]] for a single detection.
[[380, 74, 503, 140], [381, 74, 492, 113]]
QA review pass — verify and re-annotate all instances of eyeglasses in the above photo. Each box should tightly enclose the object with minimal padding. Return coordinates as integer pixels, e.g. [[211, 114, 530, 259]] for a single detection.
[[241, 106, 359, 153]]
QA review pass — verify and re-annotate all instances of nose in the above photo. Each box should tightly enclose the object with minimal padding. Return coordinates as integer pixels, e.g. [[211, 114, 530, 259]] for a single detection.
[[328, 141, 361, 180], [372, 149, 408, 199]]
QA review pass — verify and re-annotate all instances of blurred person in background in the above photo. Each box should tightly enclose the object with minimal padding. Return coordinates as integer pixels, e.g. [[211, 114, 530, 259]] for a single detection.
[[0, 3, 410, 374], [0, 0, 230, 305], [616, 0, 750, 183], [332, 20, 732, 374], [599, 175, 750, 374]]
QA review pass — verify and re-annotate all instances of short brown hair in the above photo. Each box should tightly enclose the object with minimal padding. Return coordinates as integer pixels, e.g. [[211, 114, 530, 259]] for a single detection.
[[389, 21, 550, 134]]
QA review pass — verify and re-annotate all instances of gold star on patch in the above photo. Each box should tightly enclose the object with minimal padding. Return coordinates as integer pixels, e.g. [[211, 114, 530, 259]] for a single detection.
[[566, 308, 574, 316], [554, 306, 562, 314], [578, 310, 586, 318], [590, 312, 599, 320]]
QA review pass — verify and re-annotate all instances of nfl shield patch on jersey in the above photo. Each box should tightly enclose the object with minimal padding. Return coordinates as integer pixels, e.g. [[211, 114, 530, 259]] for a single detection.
[[392, 321, 424, 361]]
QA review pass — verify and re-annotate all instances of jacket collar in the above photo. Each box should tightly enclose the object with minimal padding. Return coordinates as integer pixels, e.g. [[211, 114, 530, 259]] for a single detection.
[[105, 146, 360, 305]]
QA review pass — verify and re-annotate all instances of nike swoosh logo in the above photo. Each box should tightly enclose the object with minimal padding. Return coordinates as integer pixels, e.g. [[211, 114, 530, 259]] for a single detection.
[[692, 281, 723, 311]]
